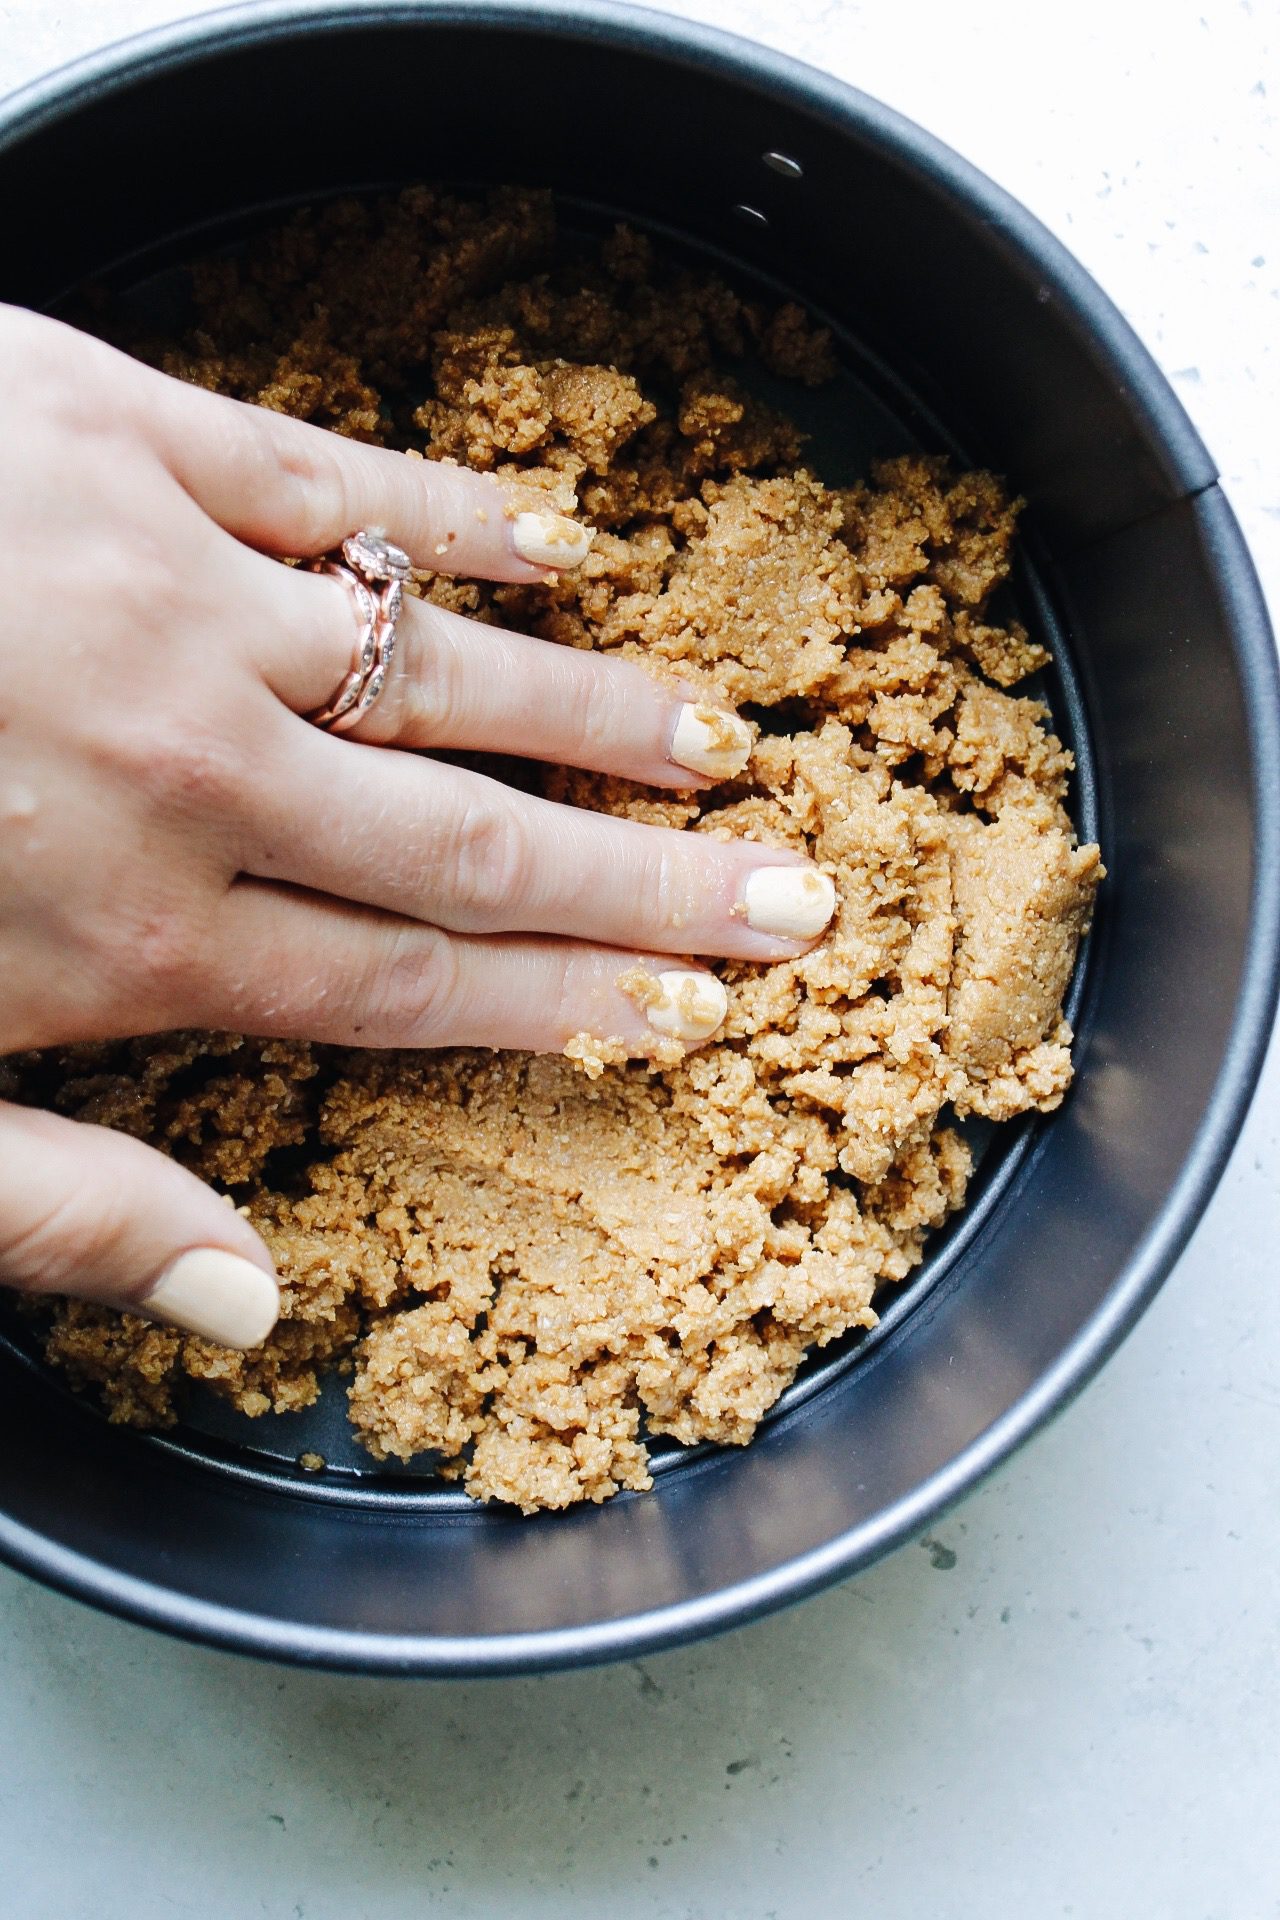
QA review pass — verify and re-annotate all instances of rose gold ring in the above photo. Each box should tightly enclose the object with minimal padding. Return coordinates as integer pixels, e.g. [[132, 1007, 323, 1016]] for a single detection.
[[307, 529, 412, 733]]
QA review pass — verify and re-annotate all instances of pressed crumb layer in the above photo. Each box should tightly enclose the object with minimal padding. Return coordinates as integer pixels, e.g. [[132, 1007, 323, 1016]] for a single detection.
[[2, 189, 1102, 1512]]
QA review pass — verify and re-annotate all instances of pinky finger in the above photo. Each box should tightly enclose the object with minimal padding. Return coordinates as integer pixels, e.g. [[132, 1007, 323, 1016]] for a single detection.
[[207, 880, 731, 1056]]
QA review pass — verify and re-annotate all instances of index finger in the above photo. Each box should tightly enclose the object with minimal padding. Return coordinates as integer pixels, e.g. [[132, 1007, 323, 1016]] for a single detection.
[[142, 349, 594, 582]]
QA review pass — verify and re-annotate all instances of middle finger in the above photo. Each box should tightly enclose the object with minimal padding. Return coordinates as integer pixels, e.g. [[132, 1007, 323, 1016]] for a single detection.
[[244, 717, 838, 961]]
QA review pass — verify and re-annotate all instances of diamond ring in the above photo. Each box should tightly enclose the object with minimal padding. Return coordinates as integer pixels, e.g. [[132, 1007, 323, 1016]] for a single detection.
[[306, 529, 411, 733]]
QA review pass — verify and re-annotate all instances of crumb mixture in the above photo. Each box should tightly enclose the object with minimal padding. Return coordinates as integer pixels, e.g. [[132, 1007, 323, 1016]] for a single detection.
[[4, 189, 1102, 1511]]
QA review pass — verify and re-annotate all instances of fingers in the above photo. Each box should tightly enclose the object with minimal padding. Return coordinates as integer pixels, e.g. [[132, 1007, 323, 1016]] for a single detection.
[[145, 363, 593, 583], [0, 1101, 279, 1349], [205, 880, 731, 1054], [259, 560, 754, 786], [244, 723, 837, 961]]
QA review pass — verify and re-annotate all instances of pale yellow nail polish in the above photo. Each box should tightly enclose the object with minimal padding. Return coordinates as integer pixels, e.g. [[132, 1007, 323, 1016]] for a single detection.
[[511, 510, 595, 570], [743, 868, 837, 940], [669, 703, 753, 779], [140, 1249, 280, 1349], [644, 969, 729, 1042]]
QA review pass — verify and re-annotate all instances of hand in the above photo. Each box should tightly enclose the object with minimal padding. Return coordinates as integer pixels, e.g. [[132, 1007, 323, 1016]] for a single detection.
[[0, 307, 835, 1348]]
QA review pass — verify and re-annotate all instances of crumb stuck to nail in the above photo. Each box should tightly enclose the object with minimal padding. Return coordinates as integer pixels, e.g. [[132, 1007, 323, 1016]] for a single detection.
[[669, 702, 754, 780], [699, 707, 747, 755], [616, 964, 666, 1010]]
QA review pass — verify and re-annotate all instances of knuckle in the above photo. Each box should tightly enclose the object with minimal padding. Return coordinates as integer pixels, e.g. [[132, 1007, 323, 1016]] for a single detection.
[[435, 796, 527, 924], [108, 538, 187, 635], [69, 496, 194, 653], [563, 658, 629, 759], [362, 927, 462, 1043], [0, 1182, 99, 1294], [114, 708, 245, 818], [273, 428, 352, 555], [126, 902, 204, 1005], [631, 833, 683, 934]]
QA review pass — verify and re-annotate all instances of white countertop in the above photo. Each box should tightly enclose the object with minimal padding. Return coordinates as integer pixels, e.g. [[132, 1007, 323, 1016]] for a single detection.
[[2, 2, 1277, 1914]]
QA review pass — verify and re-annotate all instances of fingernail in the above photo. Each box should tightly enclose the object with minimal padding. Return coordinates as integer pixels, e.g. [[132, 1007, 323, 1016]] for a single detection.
[[140, 1249, 280, 1350], [669, 702, 753, 779], [743, 867, 837, 940], [645, 969, 729, 1042], [511, 510, 595, 570]]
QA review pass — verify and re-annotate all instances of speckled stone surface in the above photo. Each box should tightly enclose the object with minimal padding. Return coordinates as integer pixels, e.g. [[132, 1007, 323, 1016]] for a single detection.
[[1, 3, 1277, 1915]]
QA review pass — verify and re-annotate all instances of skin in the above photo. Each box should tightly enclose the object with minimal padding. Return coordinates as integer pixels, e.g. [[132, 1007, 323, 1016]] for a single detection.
[[0, 306, 829, 1336]]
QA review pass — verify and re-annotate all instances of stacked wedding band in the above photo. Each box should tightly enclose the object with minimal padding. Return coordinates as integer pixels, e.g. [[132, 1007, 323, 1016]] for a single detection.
[[307, 529, 412, 732]]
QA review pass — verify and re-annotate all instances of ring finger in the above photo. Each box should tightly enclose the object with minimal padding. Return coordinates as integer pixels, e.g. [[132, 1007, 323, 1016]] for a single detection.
[[256, 554, 757, 789]]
